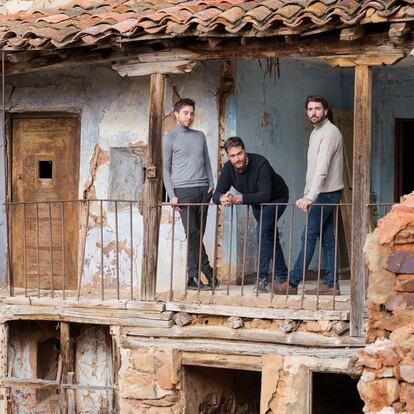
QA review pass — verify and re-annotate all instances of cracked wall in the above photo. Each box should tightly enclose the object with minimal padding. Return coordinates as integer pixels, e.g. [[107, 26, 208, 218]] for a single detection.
[[0, 62, 221, 292], [117, 343, 353, 414], [7, 322, 113, 413]]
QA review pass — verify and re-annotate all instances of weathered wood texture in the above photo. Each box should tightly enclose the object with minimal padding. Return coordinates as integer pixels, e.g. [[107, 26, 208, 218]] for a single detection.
[[2, 296, 165, 312], [59, 322, 71, 414], [166, 302, 349, 321], [322, 53, 405, 67], [122, 336, 363, 358], [4, 32, 414, 75], [122, 325, 364, 348], [351, 65, 372, 337], [181, 352, 261, 371], [10, 117, 80, 290], [112, 60, 197, 76], [0, 324, 8, 414], [141, 73, 165, 300], [0, 299, 172, 327]]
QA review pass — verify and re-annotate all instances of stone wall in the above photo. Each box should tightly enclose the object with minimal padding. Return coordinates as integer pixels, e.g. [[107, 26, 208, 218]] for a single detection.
[[355, 191, 414, 413]]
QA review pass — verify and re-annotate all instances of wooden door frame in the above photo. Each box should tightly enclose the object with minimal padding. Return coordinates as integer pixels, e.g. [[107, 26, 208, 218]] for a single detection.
[[7, 112, 81, 291], [394, 118, 412, 203], [6, 112, 81, 203]]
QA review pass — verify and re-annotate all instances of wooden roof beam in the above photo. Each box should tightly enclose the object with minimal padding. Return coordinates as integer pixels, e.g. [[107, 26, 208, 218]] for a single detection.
[[389, 22, 413, 44], [321, 53, 406, 67], [112, 59, 198, 77], [340, 26, 365, 41]]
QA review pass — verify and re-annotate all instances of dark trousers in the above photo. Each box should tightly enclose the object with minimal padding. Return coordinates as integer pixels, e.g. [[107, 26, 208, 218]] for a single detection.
[[251, 201, 288, 283], [175, 186, 213, 281], [290, 190, 342, 288]]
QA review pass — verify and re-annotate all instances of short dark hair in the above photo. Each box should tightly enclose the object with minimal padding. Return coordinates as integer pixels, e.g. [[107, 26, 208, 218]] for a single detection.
[[305, 95, 329, 110], [174, 98, 195, 113], [224, 136, 245, 153]]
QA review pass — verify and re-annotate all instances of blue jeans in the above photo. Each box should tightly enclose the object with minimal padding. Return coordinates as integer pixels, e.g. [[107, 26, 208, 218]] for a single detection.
[[290, 190, 342, 288], [252, 202, 288, 284]]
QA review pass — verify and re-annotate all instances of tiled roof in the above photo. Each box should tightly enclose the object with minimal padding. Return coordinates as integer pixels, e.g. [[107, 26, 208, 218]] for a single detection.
[[0, 0, 413, 50]]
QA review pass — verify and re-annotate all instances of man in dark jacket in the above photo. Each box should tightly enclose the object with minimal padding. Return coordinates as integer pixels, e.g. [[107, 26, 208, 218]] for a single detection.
[[212, 137, 289, 293]]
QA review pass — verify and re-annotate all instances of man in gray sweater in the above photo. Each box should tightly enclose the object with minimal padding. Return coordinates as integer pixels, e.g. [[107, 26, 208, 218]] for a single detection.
[[163, 98, 219, 290], [274, 95, 344, 296]]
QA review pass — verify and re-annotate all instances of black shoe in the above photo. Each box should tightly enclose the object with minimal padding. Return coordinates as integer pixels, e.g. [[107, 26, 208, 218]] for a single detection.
[[253, 280, 268, 293], [187, 277, 211, 291], [205, 273, 221, 289]]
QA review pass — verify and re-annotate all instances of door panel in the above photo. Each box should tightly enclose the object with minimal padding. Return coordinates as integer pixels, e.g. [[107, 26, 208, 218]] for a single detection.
[[11, 117, 80, 290]]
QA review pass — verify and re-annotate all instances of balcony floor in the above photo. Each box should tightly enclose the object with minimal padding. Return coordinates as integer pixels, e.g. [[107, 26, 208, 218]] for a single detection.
[[0, 279, 350, 312], [157, 279, 351, 311]]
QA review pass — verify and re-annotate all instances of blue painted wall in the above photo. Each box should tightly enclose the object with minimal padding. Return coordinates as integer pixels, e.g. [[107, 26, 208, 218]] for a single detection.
[[372, 61, 414, 203], [232, 58, 354, 270]]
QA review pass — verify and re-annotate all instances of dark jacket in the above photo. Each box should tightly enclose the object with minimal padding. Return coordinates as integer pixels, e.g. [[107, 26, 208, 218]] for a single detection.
[[212, 153, 289, 205]]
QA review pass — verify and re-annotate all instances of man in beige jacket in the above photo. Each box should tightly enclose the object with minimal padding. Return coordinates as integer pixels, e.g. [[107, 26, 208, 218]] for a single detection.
[[274, 95, 343, 295]]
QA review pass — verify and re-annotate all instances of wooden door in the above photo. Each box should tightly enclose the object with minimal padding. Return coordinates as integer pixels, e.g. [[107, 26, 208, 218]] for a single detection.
[[11, 116, 80, 290]]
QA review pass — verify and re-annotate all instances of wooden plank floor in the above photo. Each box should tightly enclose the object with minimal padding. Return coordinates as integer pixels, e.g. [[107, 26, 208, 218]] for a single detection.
[[0, 279, 351, 311]]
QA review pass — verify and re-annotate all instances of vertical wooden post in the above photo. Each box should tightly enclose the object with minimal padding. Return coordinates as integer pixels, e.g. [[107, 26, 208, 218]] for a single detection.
[[141, 73, 165, 300], [59, 322, 71, 413], [350, 65, 372, 337], [0, 323, 8, 414]]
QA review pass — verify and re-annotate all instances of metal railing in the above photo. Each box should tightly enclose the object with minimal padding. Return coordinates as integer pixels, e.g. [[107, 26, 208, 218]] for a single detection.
[[4, 199, 398, 307], [6, 199, 141, 300], [161, 202, 350, 310]]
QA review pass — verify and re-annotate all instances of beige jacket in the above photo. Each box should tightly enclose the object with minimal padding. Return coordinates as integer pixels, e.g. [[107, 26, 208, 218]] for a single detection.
[[304, 118, 344, 202]]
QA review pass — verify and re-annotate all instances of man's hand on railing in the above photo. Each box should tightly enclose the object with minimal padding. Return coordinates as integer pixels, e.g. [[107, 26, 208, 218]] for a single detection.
[[170, 196, 181, 211], [295, 197, 312, 212], [219, 192, 242, 206]]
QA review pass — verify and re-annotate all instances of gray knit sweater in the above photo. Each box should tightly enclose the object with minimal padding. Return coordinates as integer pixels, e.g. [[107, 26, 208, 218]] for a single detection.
[[163, 124, 214, 199]]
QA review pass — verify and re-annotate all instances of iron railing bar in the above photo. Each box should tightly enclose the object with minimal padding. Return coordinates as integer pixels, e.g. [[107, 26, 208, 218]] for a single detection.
[[23, 204, 27, 297], [115, 201, 120, 300], [184, 206, 189, 298], [48, 203, 54, 298], [226, 205, 234, 296], [129, 201, 133, 301], [77, 200, 90, 300], [286, 207, 295, 303], [197, 205, 204, 295], [61, 202, 65, 300], [241, 205, 249, 297], [255, 205, 264, 297], [36, 203, 40, 298], [300, 209, 309, 308], [270, 205, 279, 302], [169, 206, 175, 302], [316, 206, 324, 310], [333, 205, 340, 310], [100, 200, 104, 301]]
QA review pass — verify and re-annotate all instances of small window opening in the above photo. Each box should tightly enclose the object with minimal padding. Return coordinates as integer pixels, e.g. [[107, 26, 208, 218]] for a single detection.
[[311, 371, 363, 414], [183, 365, 261, 414], [38, 160, 53, 179]]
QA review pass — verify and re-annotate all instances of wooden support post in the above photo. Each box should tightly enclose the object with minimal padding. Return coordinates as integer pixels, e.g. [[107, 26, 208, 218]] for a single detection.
[[350, 65, 372, 337], [141, 73, 165, 300], [0, 324, 8, 414], [59, 322, 70, 413]]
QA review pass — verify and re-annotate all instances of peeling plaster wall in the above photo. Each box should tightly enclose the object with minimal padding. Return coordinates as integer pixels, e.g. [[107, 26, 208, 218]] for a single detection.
[[1, 65, 149, 289], [261, 354, 352, 414], [0, 62, 221, 291], [75, 326, 114, 412]]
